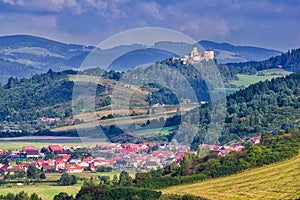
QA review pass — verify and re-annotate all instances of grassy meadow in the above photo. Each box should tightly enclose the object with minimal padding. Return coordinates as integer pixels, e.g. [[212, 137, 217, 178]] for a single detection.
[[0, 141, 98, 150], [0, 171, 132, 200], [0, 182, 81, 200], [161, 151, 300, 200], [230, 68, 291, 88]]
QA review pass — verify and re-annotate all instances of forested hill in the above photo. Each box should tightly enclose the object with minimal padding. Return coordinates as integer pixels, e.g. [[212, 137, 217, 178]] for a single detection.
[[227, 48, 300, 72], [186, 73, 300, 147], [0, 70, 75, 121], [0, 69, 125, 133]]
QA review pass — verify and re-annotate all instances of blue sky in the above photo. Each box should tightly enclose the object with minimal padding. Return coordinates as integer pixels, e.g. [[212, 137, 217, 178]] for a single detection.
[[0, 0, 299, 51]]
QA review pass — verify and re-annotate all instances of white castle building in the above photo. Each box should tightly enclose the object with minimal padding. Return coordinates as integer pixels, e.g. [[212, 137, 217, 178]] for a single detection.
[[174, 46, 214, 64]]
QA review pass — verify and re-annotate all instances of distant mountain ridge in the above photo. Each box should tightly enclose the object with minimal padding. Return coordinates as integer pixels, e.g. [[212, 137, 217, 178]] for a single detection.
[[199, 40, 282, 63], [0, 34, 283, 83]]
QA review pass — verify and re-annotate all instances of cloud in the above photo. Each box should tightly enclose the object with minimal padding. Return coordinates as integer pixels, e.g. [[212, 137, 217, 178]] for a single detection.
[[178, 18, 231, 40], [0, 0, 82, 14], [140, 2, 163, 20], [1, 0, 23, 5], [0, 0, 299, 50]]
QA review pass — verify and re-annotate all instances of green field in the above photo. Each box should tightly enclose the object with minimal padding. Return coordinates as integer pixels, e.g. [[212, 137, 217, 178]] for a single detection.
[[214, 69, 292, 95], [133, 126, 177, 136], [230, 74, 280, 87], [161, 151, 300, 200], [0, 171, 131, 200], [0, 141, 97, 150], [259, 68, 291, 76], [0, 182, 81, 200], [230, 69, 291, 88]]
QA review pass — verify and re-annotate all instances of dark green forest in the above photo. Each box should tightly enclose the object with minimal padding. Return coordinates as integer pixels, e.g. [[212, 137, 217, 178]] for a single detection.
[[182, 73, 300, 147], [228, 48, 300, 74], [107, 73, 300, 146], [0, 48, 299, 148]]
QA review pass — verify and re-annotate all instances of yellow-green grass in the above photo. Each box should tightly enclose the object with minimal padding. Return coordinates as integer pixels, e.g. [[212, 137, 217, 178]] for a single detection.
[[52, 105, 196, 133], [0, 171, 132, 200], [259, 68, 291, 76], [133, 126, 177, 136], [0, 182, 81, 200], [45, 171, 129, 181], [230, 68, 291, 88], [161, 152, 300, 200], [0, 141, 99, 150], [230, 74, 282, 88]]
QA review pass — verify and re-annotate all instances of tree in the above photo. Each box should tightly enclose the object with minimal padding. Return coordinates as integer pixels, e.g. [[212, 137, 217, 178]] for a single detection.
[[179, 155, 189, 176], [40, 147, 49, 154], [29, 193, 42, 200], [132, 195, 142, 200], [40, 172, 46, 179], [14, 191, 29, 200], [54, 192, 75, 200], [112, 174, 119, 186], [118, 171, 132, 186], [76, 181, 103, 200], [27, 166, 40, 179], [135, 172, 152, 182], [182, 194, 197, 200], [98, 175, 110, 184], [59, 173, 77, 186], [71, 175, 77, 185]]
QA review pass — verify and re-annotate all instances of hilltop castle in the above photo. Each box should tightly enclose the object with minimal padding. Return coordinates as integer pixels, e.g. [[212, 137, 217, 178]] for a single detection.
[[174, 46, 214, 64]]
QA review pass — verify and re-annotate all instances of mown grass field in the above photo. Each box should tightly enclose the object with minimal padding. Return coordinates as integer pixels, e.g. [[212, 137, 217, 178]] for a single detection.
[[133, 126, 177, 136], [259, 68, 291, 76], [230, 68, 291, 88], [52, 105, 195, 134], [161, 151, 300, 200], [0, 171, 130, 200], [0, 141, 98, 150], [230, 74, 281, 87], [0, 182, 81, 200]]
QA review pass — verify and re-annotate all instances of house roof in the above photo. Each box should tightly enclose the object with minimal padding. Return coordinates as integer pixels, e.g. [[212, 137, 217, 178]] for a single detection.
[[48, 145, 62, 151]]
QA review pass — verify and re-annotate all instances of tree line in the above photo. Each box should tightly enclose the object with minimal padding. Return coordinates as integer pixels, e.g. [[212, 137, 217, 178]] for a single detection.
[[228, 48, 300, 73]]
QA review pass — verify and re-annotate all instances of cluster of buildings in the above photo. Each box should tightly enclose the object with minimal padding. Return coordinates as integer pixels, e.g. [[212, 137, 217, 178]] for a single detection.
[[0, 143, 190, 174], [0, 137, 260, 175], [94, 142, 192, 171], [39, 117, 61, 123], [173, 46, 215, 65]]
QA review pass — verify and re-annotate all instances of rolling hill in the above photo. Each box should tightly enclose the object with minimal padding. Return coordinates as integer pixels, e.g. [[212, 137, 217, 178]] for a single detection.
[[0, 35, 282, 84], [161, 150, 300, 200], [199, 40, 282, 63], [227, 48, 300, 72]]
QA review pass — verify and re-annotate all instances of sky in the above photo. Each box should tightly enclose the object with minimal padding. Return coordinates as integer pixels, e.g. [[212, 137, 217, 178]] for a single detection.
[[0, 0, 299, 51]]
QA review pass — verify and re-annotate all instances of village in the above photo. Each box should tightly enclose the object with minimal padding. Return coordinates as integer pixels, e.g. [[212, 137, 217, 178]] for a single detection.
[[0, 137, 260, 176]]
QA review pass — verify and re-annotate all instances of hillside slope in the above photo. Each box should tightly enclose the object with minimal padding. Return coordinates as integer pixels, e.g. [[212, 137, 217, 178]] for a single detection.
[[228, 48, 300, 72], [0, 35, 282, 84], [199, 40, 282, 63], [161, 151, 300, 200]]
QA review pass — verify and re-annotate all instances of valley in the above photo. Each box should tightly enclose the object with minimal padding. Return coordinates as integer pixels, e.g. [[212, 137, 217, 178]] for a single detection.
[[0, 36, 299, 200], [1, 1, 299, 199]]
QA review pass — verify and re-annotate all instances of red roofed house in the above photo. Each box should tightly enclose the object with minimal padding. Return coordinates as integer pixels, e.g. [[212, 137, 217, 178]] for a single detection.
[[0, 148, 7, 154], [22, 146, 35, 152], [55, 158, 66, 170], [48, 145, 62, 153], [122, 148, 134, 154], [66, 165, 84, 173], [251, 137, 261, 145], [144, 142, 157, 147]]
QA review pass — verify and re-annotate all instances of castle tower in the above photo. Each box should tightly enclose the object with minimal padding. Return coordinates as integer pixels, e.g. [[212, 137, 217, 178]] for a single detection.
[[191, 46, 199, 57], [204, 50, 214, 60]]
